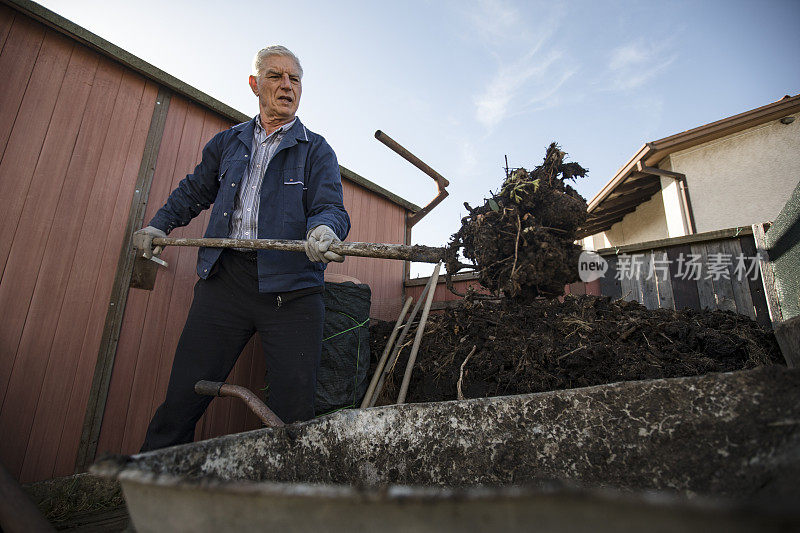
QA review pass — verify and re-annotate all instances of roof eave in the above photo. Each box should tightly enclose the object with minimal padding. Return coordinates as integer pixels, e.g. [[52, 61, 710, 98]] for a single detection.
[[584, 94, 800, 224], [643, 94, 800, 167], [586, 143, 654, 213]]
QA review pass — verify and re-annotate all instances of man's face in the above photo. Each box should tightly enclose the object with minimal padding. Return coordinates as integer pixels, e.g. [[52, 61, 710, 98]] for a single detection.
[[249, 55, 302, 124]]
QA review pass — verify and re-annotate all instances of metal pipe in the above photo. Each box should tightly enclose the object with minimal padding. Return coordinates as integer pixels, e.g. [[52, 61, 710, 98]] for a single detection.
[[153, 237, 446, 264], [195, 381, 284, 428], [374, 130, 450, 228], [397, 262, 442, 404], [374, 130, 449, 189]]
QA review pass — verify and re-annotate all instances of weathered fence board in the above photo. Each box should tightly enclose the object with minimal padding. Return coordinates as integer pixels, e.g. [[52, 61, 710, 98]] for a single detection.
[[593, 230, 769, 321]]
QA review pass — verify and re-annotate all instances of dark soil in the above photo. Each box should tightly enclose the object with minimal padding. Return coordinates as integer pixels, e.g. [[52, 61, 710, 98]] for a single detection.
[[445, 143, 588, 300], [366, 143, 783, 406], [368, 295, 783, 405]]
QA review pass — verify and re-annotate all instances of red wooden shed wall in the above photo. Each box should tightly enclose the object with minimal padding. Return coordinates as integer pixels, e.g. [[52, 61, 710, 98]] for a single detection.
[[327, 182, 407, 320], [0, 4, 159, 482], [0, 3, 412, 481]]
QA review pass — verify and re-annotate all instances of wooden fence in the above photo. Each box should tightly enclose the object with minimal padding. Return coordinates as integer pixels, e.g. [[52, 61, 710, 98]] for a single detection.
[[405, 227, 772, 330]]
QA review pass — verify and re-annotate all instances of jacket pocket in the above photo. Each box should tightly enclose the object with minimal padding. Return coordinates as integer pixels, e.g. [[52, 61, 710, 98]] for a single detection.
[[280, 167, 305, 226]]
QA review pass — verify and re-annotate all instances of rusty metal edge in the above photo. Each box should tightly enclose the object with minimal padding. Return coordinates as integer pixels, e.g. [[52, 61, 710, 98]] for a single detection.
[[74, 87, 172, 472]]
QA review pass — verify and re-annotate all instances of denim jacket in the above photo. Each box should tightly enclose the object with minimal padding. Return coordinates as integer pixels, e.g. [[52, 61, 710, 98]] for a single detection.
[[149, 116, 350, 293]]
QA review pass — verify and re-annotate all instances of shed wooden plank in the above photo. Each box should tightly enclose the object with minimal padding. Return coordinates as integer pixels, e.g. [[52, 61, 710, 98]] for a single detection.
[[17, 61, 124, 482], [150, 103, 209, 419], [599, 255, 621, 298], [721, 238, 756, 320], [114, 96, 188, 454], [0, 4, 16, 52], [690, 243, 717, 310], [652, 251, 675, 310], [159, 109, 227, 440], [0, 45, 99, 479], [0, 30, 71, 279], [79, 82, 164, 464], [738, 235, 772, 329], [570, 282, 587, 296], [57, 76, 156, 475], [96, 291, 150, 455], [91, 83, 162, 459], [0, 14, 44, 161], [665, 244, 701, 310], [704, 240, 737, 312], [617, 256, 634, 301], [120, 99, 202, 452], [0, 32, 72, 428], [640, 252, 659, 309], [626, 253, 645, 304]]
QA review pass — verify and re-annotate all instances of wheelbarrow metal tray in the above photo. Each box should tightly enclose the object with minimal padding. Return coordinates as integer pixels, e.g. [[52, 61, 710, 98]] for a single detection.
[[92, 366, 800, 532]]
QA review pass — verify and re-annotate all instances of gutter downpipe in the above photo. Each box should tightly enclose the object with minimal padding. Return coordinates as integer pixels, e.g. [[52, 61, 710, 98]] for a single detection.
[[636, 161, 697, 235]]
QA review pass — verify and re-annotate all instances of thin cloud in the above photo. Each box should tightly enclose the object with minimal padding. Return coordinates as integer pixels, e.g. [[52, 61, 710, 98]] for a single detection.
[[468, 2, 573, 130], [467, 0, 523, 43], [475, 49, 566, 129], [606, 41, 676, 91]]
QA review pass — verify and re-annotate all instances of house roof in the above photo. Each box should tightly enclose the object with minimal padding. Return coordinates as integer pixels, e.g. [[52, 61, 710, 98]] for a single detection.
[[579, 94, 800, 238], [3, 0, 421, 213]]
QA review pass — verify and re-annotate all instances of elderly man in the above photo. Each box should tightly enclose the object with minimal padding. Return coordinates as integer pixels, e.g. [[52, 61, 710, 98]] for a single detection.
[[134, 45, 350, 451]]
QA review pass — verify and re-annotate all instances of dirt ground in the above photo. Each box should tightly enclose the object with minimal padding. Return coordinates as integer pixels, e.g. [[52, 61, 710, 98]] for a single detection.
[[369, 295, 784, 405]]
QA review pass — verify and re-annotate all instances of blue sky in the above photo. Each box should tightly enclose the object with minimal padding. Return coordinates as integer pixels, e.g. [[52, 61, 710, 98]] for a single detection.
[[38, 0, 800, 275]]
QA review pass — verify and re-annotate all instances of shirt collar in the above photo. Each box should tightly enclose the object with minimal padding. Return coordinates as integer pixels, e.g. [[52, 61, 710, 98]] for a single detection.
[[254, 116, 297, 140]]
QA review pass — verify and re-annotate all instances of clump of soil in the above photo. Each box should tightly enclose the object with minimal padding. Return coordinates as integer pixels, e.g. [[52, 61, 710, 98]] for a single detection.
[[370, 295, 783, 405], [445, 143, 588, 300]]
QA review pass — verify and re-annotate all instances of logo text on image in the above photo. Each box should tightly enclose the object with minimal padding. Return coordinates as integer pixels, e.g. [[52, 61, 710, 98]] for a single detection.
[[578, 251, 608, 282]]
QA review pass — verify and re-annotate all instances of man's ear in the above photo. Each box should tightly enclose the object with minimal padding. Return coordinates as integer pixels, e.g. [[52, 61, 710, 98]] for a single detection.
[[248, 75, 259, 96]]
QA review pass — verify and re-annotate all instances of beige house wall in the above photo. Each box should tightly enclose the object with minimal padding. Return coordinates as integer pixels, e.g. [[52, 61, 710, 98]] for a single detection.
[[588, 190, 670, 248], [668, 112, 800, 233], [584, 111, 799, 249]]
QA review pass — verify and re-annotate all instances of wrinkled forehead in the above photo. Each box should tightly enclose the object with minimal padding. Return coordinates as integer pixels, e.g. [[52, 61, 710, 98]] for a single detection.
[[261, 54, 302, 77]]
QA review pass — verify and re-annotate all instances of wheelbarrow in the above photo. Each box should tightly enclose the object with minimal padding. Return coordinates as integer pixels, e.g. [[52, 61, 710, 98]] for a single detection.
[[91, 366, 800, 532]]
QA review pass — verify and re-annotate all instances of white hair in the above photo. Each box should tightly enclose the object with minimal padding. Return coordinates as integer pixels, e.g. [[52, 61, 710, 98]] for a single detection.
[[252, 46, 303, 79]]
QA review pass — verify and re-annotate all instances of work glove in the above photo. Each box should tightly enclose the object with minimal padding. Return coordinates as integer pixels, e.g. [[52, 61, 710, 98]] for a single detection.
[[304, 225, 344, 263], [132, 226, 167, 259]]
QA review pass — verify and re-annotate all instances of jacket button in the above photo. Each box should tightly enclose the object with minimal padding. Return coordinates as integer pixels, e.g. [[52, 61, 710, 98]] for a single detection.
[[223, 212, 228, 216], [231, 182, 236, 187]]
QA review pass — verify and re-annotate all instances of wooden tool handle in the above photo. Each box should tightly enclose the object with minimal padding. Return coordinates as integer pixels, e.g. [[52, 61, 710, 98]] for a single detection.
[[152, 237, 446, 264]]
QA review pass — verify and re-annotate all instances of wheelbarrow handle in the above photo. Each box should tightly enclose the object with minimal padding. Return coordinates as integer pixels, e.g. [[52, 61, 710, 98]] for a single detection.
[[195, 381, 285, 428], [153, 237, 445, 264]]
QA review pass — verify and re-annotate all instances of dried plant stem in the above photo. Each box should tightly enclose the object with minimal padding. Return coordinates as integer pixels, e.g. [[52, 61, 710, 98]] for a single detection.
[[457, 345, 478, 401]]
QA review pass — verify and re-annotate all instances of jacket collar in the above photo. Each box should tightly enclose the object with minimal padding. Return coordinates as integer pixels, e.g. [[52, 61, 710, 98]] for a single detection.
[[234, 115, 308, 152]]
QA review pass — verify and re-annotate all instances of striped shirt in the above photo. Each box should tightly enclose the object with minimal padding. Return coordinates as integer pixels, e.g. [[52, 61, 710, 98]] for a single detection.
[[229, 116, 296, 240]]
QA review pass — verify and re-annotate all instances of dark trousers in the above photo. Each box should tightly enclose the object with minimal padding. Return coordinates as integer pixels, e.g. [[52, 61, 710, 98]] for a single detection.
[[141, 250, 324, 452]]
